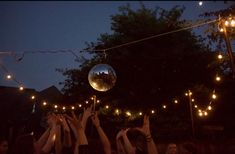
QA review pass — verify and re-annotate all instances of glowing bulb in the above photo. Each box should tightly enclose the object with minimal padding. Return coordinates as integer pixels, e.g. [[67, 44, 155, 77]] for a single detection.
[[115, 109, 119, 114], [31, 96, 35, 100], [126, 111, 131, 116], [208, 105, 212, 110], [231, 20, 235, 26], [194, 105, 198, 108], [105, 105, 109, 109], [78, 104, 82, 108], [163, 105, 167, 109], [212, 94, 217, 99], [19, 86, 24, 91], [225, 20, 229, 26], [85, 101, 89, 104], [97, 100, 100, 103], [189, 91, 192, 96], [185, 93, 188, 96], [191, 98, 195, 102], [6, 75, 12, 79], [151, 110, 155, 114], [199, 112, 203, 116], [54, 105, 58, 109], [71, 106, 75, 110], [218, 54, 223, 59], [216, 76, 221, 82], [198, 1, 203, 6], [198, 109, 202, 113], [91, 97, 94, 100], [204, 111, 208, 116], [174, 100, 178, 104], [139, 112, 142, 116], [63, 106, 66, 110], [43, 102, 47, 106]]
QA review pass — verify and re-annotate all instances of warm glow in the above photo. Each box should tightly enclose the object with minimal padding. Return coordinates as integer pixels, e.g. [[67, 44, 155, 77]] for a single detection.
[[151, 110, 155, 114], [191, 98, 195, 102], [78, 104, 82, 107], [218, 54, 223, 59], [126, 111, 131, 116], [174, 100, 178, 104], [194, 105, 198, 108], [54, 105, 58, 109], [105, 105, 109, 109], [204, 111, 208, 116], [163, 105, 167, 109], [198, 1, 203, 6], [97, 100, 100, 103], [71, 106, 75, 110], [231, 20, 235, 27], [208, 105, 212, 110], [85, 101, 89, 104], [91, 97, 94, 100], [19, 86, 24, 91], [189, 91, 192, 96], [6, 75, 12, 79], [225, 20, 229, 26], [43, 102, 47, 106], [63, 106, 66, 110], [31, 96, 35, 100], [185, 92, 188, 96], [212, 94, 217, 99], [115, 109, 119, 114], [139, 112, 142, 116], [198, 109, 202, 113], [216, 76, 221, 82], [199, 112, 203, 116]]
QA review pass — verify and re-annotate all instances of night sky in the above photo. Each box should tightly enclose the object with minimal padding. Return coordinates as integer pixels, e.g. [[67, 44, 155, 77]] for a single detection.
[[0, 1, 233, 91]]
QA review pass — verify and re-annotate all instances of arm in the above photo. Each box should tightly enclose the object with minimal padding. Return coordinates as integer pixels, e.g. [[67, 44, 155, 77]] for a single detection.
[[81, 105, 93, 131], [55, 125, 62, 154], [91, 112, 111, 154], [65, 112, 88, 154], [116, 129, 135, 154], [135, 115, 158, 154], [116, 131, 127, 154], [61, 115, 72, 147]]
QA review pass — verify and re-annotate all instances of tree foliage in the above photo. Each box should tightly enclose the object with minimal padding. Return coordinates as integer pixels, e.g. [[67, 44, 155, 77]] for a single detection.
[[59, 4, 221, 111]]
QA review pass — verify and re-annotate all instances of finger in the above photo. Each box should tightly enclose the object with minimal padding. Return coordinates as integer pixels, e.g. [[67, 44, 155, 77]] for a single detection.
[[64, 114, 73, 121]]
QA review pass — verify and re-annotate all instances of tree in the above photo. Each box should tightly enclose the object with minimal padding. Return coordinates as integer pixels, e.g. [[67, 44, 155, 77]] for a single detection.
[[58, 4, 222, 137]]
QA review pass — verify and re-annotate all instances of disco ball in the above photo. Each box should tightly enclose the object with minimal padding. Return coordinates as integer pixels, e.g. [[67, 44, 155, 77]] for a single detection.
[[88, 64, 117, 92]]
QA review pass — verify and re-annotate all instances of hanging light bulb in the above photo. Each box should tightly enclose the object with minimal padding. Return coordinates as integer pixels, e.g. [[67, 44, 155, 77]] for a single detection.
[[174, 99, 178, 104], [78, 104, 82, 108], [63, 106, 66, 110], [194, 105, 198, 108], [225, 20, 229, 26], [19, 86, 24, 91], [126, 111, 131, 116], [198, 1, 203, 6], [6, 74, 12, 79], [139, 112, 143, 116], [212, 94, 217, 99], [54, 105, 58, 109], [163, 105, 167, 109], [31, 95, 35, 100], [216, 76, 221, 82], [218, 54, 223, 59], [151, 110, 155, 114], [204, 111, 208, 116], [43, 102, 47, 106], [208, 105, 212, 110], [105, 105, 109, 109], [219, 28, 224, 32], [71, 106, 75, 110]]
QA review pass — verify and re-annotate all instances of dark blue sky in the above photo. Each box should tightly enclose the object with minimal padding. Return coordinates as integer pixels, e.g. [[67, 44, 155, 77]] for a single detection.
[[0, 1, 233, 91]]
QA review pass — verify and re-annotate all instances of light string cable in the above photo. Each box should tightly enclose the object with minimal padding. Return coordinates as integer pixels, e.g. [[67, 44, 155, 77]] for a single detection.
[[87, 19, 218, 52], [0, 49, 82, 62]]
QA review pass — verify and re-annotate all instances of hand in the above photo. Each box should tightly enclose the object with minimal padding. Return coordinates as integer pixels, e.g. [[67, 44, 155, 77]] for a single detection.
[[91, 112, 100, 128], [135, 115, 151, 137], [64, 111, 83, 130], [116, 128, 129, 140]]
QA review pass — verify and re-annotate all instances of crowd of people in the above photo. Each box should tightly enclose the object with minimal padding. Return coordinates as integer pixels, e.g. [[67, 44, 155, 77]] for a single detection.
[[0, 104, 192, 154]]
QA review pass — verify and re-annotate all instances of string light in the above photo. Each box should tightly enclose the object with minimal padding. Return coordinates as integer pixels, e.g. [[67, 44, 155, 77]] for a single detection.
[[218, 54, 223, 59], [204, 111, 208, 116], [105, 105, 109, 109], [6, 75, 12, 79], [191, 98, 195, 102], [85, 101, 89, 104], [194, 105, 198, 108], [19, 86, 24, 91], [126, 111, 131, 116], [78, 104, 82, 108], [139, 112, 142, 116], [63, 106, 66, 110], [174, 99, 178, 104], [43, 102, 47, 106], [54, 105, 58, 109], [216, 76, 221, 82], [163, 105, 167, 109], [71, 106, 75, 110], [208, 105, 212, 110], [151, 110, 155, 114], [198, 1, 203, 6], [31, 95, 35, 100], [199, 112, 203, 117], [212, 94, 217, 99]]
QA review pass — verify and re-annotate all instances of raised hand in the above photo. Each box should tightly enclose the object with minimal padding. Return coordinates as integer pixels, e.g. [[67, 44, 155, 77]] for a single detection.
[[91, 112, 100, 128], [135, 114, 151, 137]]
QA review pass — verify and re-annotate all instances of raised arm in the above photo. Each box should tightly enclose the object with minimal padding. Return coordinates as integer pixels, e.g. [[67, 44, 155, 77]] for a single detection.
[[60, 115, 72, 148], [91, 112, 111, 154], [116, 129, 135, 154], [135, 115, 158, 154]]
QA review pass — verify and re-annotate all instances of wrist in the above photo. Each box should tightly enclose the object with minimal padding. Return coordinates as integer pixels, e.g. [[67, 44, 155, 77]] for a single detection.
[[145, 134, 152, 142]]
